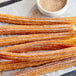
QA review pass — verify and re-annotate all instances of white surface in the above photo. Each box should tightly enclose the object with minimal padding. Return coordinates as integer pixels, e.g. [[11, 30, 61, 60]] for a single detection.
[[0, 0, 76, 76], [0, 0, 9, 3]]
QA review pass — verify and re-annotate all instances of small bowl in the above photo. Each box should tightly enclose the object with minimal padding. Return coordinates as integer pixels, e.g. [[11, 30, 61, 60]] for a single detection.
[[37, 0, 69, 17]]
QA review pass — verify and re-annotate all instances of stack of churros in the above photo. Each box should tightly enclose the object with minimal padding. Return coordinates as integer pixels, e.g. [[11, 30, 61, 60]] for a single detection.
[[0, 14, 76, 76]]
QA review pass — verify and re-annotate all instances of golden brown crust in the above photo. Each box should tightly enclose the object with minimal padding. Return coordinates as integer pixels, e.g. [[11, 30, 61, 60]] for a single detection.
[[0, 47, 76, 61], [0, 14, 76, 76], [0, 60, 53, 72], [0, 25, 73, 35], [10, 57, 76, 76], [0, 31, 76, 47], [0, 14, 76, 25], [1, 14, 76, 20], [1, 38, 76, 53]]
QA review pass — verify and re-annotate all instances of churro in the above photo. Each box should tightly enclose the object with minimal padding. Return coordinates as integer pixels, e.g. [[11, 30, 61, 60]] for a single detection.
[[0, 31, 76, 47], [10, 57, 76, 76], [0, 14, 76, 25], [1, 38, 76, 53], [0, 25, 73, 35], [0, 60, 53, 72], [0, 47, 76, 61]]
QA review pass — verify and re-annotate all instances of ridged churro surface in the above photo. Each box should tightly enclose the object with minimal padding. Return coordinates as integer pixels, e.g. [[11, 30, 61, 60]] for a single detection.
[[0, 13, 76, 76], [0, 14, 76, 25], [10, 57, 76, 76], [0, 60, 53, 72], [0, 31, 76, 47], [1, 38, 76, 53], [0, 25, 73, 35], [0, 47, 76, 61]]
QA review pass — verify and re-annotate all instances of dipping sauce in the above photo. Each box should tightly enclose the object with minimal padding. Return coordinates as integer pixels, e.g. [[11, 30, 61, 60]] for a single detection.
[[39, 0, 66, 12]]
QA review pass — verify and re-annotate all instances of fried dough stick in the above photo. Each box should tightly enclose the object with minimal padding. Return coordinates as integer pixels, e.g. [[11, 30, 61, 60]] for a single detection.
[[0, 60, 53, 72], [0, 47, 76, 61], [0, 25, 73, 35], [0, 38, 76, 53], [0, 31, 76, 47], [10, 57, 76, 76], [0, 14, 76, 25]]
